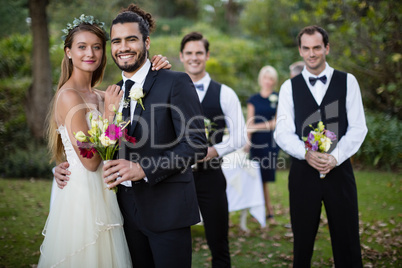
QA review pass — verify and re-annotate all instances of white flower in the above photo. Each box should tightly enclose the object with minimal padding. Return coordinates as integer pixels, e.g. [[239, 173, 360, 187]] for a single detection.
[[100, 133, 116, 147], [319, 137, 332, 152], [90, 115, 104, 131], [129, 87, 145, 100], [115, 112, 123, 123], [91, 118, 99, 129], [120, 98, 129, 109], [75, 131, 87, 142], [102, 119, 109, 132], [129, 87, 145, 110], [268, 94, 278, 103]]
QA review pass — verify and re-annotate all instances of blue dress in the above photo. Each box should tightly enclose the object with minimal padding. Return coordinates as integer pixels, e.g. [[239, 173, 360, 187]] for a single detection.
[[247, 92, 279, 182]]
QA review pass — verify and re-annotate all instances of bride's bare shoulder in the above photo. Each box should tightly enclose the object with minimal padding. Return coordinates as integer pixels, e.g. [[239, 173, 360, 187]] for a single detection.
[[55, 88, 85, 109]]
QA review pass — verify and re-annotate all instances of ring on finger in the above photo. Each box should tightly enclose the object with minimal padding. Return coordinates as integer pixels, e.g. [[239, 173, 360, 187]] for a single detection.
[[116, 172, 120, 177], [166, 60, 170, 64]]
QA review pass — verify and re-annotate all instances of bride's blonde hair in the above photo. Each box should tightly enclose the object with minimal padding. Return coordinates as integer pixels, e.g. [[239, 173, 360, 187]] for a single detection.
[[46, 21, 107, 164]]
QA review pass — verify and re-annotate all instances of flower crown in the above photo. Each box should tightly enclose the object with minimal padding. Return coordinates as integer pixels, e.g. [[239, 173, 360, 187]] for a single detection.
[[61, 14, 109, 41]]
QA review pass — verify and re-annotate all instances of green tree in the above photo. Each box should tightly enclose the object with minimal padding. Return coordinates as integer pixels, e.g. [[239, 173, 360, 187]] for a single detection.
[[156, 0, 199, 18], [0, 0, 29, 38], [200, 0, 246, 34], [320, 0, 402, 118], [239, 0, 302, 46], [27, 0, 53, 139], [240, 0, 402, 118]]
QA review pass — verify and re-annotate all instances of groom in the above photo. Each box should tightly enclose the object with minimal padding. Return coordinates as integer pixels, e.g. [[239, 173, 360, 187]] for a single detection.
[[54, 4, 207, 267]]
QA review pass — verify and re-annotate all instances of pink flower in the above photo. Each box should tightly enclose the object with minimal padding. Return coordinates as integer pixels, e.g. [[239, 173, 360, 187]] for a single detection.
[[307, 132, 315, 143], [105, 124, 122, 141], [311, 140, 318, 151], [325, 130, 337, 141]]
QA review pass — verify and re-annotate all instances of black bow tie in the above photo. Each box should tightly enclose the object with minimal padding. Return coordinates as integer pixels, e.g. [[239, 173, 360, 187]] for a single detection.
[[309, 75, 327, 86]]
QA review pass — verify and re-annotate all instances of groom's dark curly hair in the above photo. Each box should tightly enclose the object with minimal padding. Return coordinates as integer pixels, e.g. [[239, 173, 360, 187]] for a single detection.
[[110, 4, 156, 42]]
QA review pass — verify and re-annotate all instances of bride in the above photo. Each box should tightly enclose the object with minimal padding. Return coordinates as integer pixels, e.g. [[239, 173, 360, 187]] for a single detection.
[[38, 15, 131, 268], [38, 15, 168, 267]]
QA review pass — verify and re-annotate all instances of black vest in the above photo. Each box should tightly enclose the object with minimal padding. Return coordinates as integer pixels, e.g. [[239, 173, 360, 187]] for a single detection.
[[201, 80, 226, 146], [192, 80, 226, 171], [291, 70, 348, 153]]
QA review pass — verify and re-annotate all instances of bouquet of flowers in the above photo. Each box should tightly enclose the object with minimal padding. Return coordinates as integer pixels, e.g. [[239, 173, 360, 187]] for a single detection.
[[302, 121, 337, 178], [74, 109, 136, 191]]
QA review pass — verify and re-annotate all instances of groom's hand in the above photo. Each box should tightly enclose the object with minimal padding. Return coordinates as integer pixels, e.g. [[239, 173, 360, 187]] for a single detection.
[[320, 154, 337, 175], [103, 159, 146, 188], [54, 162, 70, 189], [198, 147, 219, 162], [305, 151, 329, 173]]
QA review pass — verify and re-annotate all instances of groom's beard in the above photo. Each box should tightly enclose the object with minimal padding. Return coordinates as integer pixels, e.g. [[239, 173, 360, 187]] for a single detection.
[[113, 44, 148, 73]]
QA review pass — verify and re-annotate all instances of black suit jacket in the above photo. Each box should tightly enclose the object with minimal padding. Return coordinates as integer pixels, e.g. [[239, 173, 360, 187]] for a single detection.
[[117, 68, 207, 232]]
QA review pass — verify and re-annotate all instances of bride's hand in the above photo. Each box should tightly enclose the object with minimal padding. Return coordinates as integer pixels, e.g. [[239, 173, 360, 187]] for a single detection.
[[151, 54, 172, 70], [104, 85, 123, 120]]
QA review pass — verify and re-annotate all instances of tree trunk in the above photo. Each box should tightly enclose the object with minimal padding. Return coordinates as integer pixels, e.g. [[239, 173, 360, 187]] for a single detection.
[[26, 0, 52, 139], [225, 0, 239, 29]]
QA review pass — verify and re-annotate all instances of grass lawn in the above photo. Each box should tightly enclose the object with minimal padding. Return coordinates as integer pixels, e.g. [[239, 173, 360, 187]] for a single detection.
[[0, 170, 400, 267]]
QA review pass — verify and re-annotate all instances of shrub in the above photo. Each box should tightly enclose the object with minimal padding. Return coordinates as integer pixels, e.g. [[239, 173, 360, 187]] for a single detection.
[[0, 77, 32, 157], [0, 141, 53, 179], [154, 17, 195, 36], [0, 34, 32, 78], [355, 111, 402, 171]]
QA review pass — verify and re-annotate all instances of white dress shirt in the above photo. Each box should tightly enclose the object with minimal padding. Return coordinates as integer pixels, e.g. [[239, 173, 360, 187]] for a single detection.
[[274, 63, 367, 165], [118, 59, 151, 186], [194, 73, 246, 157], [118, 59, 151, 121]]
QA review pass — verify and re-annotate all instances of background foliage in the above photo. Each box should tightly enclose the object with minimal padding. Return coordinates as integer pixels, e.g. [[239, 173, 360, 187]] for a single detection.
[[0, 0, 401, 177]]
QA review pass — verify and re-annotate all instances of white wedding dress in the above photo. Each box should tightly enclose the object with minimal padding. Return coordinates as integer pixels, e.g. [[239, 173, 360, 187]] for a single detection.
[[38, 111, 132, 268]]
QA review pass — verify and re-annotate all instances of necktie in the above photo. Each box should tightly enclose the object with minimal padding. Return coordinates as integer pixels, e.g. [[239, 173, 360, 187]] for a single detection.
[[122, 80, 135, 121], [195, 84, 204, 91], [309, 75, 327, 86]]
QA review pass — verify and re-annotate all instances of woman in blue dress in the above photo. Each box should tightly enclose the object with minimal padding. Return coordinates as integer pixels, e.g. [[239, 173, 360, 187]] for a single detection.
[[246, 65, 279, 225]]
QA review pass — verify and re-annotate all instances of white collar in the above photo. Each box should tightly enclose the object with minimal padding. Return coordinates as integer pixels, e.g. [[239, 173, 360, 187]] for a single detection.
[[302, 62, 332, 78], [122, 59, 151, 85], [194, 72, 211, 88]]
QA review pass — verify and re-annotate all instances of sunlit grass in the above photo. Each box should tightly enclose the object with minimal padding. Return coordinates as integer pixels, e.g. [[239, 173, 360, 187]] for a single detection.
[[0, 170, 400, 267], [191, 170, 401, 267]]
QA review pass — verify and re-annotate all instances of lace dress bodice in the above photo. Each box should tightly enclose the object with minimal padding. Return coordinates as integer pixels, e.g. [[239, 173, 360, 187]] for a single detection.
[[57, 110, 102, 169]]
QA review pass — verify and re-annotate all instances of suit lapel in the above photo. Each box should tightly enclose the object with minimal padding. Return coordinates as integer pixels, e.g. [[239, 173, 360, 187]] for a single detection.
[[129, 67, 158, 136]]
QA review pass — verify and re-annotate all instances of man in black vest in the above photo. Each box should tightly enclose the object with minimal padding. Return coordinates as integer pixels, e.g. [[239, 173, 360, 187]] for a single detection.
[[274, 26, 367, 267], [179, 32, 246, 268]]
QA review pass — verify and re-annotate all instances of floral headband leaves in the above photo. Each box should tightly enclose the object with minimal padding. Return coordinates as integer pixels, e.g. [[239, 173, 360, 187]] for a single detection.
[[61, 14, 109, 41]]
